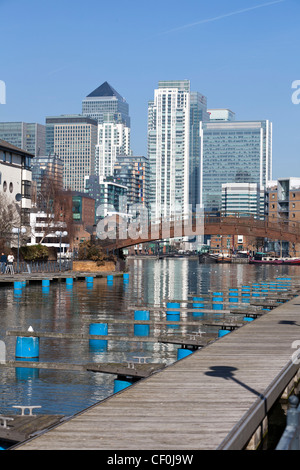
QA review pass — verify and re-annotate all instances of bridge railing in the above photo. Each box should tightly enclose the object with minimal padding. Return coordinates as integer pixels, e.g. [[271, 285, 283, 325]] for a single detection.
[[276, 396, 300, 450]]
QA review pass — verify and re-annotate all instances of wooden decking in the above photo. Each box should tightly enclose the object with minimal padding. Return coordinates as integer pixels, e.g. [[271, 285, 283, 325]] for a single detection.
[[11, 294, 300, 451]]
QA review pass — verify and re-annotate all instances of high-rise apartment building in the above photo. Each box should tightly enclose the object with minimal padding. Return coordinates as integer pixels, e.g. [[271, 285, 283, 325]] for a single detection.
[[200, 120, 272, 211], [114, 155, 149, 211], [82, 81, 131, 178], [45, 115, 97, 193], [95, 117, 131, 177], [0, 122, 46, 156], [148, 80, 208, 221]]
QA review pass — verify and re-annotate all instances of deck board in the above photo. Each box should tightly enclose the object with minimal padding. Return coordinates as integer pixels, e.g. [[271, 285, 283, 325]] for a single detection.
[[12, 295, 300, 451]]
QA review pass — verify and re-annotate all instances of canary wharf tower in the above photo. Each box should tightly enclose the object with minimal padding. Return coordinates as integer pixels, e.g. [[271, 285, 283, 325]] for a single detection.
[[82, 82, 131, 177]]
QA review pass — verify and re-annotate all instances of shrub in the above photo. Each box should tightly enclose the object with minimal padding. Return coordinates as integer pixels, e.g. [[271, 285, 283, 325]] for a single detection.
[[20, 244, 49, 261]]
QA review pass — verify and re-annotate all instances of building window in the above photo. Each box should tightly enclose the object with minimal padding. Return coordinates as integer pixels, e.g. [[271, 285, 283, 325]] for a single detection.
[[292, 193, 296, 198], [22, 180, 31, 198], [9, 182, 13, 193], [3, 181, 7, 192]]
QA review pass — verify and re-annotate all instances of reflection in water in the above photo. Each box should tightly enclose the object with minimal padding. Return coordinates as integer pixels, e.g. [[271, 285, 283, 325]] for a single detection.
[[0, 259, 298, 417]]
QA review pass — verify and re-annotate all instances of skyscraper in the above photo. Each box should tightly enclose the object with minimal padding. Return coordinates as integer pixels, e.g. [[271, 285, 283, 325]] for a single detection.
[[148, 80, 209, 221], [0, 122, 46, 156], [200, 120, 272, 211], [82, 81, 131, 178], [45, 115, 97, 192]]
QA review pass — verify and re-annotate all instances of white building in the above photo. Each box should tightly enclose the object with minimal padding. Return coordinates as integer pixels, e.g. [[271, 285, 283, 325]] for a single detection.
[[27, 211, 69, 254], [148, 80, 191, 221], [95, 120, 131, 177], [222, 183, 265, 217], [0, 139, 33, 225]]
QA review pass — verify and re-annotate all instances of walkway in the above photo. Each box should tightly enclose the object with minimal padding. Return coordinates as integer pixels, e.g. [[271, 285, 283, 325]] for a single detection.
[[12, 295, 300, 450]]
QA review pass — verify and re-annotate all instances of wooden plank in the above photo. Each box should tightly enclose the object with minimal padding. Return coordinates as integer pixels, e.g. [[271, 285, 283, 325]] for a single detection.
[[0, 361, 165, 378], [0, 415, 64, 443], [5, 330, 215, 347]]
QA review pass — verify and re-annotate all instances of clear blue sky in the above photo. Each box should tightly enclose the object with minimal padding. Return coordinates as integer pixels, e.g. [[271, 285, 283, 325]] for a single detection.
[[0, 0, 299, 180]]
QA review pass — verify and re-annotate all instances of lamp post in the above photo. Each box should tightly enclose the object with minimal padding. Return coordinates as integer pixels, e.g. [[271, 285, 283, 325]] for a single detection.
[[12, 227, 26, 273], [55, 231, 68, 271]]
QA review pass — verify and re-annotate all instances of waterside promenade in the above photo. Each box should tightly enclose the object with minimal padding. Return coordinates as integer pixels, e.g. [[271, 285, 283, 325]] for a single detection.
[[11, 291, 300, 450]]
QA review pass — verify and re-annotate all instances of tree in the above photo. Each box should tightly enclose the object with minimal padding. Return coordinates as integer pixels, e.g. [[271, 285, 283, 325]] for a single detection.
[[33, 174, 74, 246], [0, 193, 22, 251]]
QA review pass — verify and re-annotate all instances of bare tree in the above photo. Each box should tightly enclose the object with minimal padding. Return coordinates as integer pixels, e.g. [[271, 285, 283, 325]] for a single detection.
[[0, 193, 21, 251], [33, 174, 74, 245]]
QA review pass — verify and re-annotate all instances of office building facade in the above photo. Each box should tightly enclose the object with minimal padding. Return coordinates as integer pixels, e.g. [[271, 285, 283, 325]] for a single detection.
[[85, 175, 127, 222], [82, 81, 131, 178], [200, 120, 272, 211], [0, 122, 46, 157], [31, 153, 64, 201], [222, 183, 265, 217], [45, 115, 97, 193]]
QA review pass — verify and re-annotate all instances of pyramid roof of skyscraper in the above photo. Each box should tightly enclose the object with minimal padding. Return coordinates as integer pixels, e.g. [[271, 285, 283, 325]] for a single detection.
[[86, 81, 125, 101]]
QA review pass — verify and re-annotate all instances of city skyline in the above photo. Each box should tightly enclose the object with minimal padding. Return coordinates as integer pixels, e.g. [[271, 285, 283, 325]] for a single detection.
[[0, 0, 299, 181]]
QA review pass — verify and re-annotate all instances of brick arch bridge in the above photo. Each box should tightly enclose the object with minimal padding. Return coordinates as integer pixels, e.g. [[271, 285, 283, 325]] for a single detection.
[[98, 213, 300, 252]]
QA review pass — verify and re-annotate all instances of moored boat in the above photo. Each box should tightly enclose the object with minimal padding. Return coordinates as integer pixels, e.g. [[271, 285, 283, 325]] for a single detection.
[[249, 252, 300, 265]]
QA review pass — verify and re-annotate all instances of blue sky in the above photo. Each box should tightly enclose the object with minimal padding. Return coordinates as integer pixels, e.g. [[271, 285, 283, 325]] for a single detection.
[[0, 0, 299, 179]]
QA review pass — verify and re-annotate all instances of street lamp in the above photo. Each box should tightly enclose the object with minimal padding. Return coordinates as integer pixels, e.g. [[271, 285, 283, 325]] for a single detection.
[[12, 227, 26, 273], [55, 231, 68, 271]]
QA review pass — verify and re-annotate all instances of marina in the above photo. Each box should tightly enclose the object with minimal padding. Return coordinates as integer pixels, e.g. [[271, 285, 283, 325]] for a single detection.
[[0, 258, 300, 450]]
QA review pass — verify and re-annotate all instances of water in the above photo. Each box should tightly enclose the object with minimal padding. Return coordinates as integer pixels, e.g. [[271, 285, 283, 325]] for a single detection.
[[0, 258, 299, 420]]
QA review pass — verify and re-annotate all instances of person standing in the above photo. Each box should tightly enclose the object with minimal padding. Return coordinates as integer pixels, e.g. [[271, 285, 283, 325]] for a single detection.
[[6, 253, 14, 274], [0, 253, 7, 274]]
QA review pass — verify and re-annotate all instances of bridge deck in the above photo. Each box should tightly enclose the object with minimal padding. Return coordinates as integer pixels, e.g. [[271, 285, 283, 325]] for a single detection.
[[12, 296, 300, 451]]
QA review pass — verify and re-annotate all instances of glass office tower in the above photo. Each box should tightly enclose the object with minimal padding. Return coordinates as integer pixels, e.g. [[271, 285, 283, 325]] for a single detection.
[[82, 81, 131, 178], [82, 81, 130, 127], [200, 120, 272, 211], [45, 115, 97, 193], [0, 122, 46, 156]]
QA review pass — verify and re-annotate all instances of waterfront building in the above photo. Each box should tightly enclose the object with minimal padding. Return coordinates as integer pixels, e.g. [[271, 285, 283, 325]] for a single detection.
[[45, 115, 97, 193], [28, 191, 95, 253], [0, 122, 46, 157], [0, 139, 33, 225], [200, 120, 272, 211], [27, 210, 70, 254], [209, 183, 265, 254], [222, 183, 265, 217], [266, 177, 300, 256], [148, 80, 209, 221]]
